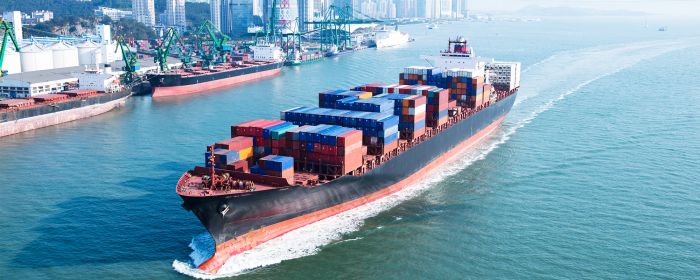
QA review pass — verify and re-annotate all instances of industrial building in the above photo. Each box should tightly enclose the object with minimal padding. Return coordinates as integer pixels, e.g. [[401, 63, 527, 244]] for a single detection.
[[0, 58, 182, 98]]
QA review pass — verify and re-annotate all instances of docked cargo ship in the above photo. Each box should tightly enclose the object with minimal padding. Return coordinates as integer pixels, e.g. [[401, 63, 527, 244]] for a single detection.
[[0, 69, 131, 137], [176, 38, 520, 274], [148, 45, 284, 97]]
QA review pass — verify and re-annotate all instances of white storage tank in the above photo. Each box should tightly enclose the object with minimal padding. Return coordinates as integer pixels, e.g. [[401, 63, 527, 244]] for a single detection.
[[2, 45, 22, 74], [49, 41, 80, 68], [76, 41, 101, 65], [20, 42, 54, 72]]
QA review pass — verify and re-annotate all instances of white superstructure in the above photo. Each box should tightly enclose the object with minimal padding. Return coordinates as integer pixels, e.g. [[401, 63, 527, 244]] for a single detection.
[[421, 36, 521, 91], [250, 45, 285, 62], [374, 28, 410, 49]]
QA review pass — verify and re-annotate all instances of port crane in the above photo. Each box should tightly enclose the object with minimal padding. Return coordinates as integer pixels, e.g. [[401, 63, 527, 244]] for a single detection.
[[303, 5, 383, 51], [0, 19, 21, 77], [153, 27, 181, 72], [115, 36, 139, 83], [194, 20, 232, 67]]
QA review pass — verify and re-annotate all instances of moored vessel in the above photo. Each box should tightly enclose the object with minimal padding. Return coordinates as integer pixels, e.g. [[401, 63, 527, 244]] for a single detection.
[[0, 66, 132, 137], [176, 38, 521, 274], [148, 45, 284, 97]]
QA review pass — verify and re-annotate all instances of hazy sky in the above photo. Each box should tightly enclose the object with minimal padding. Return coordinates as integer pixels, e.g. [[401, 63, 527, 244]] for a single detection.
[[469, 0, 700, 17]]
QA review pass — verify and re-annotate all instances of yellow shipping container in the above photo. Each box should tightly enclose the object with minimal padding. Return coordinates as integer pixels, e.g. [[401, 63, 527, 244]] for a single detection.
[[238, 147, 253, 160], [357, 92, 372, 99]]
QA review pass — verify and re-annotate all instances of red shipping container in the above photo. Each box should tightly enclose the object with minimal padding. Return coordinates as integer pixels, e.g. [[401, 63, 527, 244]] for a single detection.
[[337, 130, 363, 147], [214, 136, 254, 150]]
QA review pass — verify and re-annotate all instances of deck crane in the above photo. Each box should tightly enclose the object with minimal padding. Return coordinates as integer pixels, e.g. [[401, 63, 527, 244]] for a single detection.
[[153, 27, 180, 72], [1, 19, 21, 77], [114, 36, 139, 83]]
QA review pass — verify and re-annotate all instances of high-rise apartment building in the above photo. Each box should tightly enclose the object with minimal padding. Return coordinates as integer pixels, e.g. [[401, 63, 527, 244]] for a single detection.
[[298, 0, 315, 31], [132, 0, 156, 26], [210, 0, 222, 30], [166, 0, 187, 27]]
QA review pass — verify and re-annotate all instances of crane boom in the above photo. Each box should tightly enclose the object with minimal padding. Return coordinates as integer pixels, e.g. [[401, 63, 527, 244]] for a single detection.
[[115, 36, 139, 83], [1, 19, 21, 77], [154, 28, 180, 72]]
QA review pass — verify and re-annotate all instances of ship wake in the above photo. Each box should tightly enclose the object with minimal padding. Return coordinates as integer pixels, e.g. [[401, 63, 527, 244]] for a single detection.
[[173, 39, 695, 279]]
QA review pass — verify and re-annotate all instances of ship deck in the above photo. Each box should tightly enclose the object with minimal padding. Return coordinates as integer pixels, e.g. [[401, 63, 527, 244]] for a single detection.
[[0, 91, 114, 113], [159, 61, 278, 78], [176, 88, 518, 198]]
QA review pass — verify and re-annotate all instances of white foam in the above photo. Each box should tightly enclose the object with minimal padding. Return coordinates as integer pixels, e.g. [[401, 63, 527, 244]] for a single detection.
[[174, 39, 697, 279]]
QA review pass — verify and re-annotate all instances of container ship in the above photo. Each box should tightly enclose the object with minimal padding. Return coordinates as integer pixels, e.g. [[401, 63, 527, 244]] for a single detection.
[[148, 45, 284, 98], [176, 38, 521, 274], [0, 68, 132, 137]]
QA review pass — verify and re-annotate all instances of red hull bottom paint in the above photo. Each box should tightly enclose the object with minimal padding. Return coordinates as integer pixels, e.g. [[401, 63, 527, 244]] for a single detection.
[[199, 114, 507, 274], [152, 68, 282, 97]]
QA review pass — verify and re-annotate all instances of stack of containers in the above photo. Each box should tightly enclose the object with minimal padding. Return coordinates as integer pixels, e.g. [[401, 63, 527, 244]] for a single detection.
[[377, 94, 427, 140], [352, 84, 449, 128], [281, 107, 400, 155], [422, 88, 449, 127], [335, 97, 394, 113], [353, 84, 400, 95], [284, 124, 365, 175], [399, 66, 443, 86], [230, 119, 286, 156], [443, 69, 485, 108], [252, 155, 294, 181], [318, 90, 372, 108], [262, 122, 299, 155], [205, 136, 254, 171]]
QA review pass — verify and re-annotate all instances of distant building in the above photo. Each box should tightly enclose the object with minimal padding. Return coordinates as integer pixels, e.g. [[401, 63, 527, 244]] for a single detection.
[[210, 0, 222, 30], [30, 10, 54, 23], [94, 6, 133, 21], [166, 0, 187, 27], [221, 0, 260, 38], [132, 0, 156, 26], [298, 0, 314, 31], [2, 11, 23, 45]]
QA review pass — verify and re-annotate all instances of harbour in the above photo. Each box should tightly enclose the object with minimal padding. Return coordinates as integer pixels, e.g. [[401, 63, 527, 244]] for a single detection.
[[1, 13, 699, 280]]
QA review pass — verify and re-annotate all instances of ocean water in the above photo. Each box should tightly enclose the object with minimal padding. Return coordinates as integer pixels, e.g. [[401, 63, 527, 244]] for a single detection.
[[1, 17, 699, 279]]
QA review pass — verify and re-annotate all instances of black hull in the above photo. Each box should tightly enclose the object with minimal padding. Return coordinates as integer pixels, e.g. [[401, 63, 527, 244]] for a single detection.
[[182, 92, 517, 246], [0, 90, 132, 123], [148, 62, 283, 88]]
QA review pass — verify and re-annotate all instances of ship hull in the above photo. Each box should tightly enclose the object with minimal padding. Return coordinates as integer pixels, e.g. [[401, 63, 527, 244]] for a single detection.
[[180, 92, 517, 274], [0, 90, 131, 137], [150, 62, 283, 98]]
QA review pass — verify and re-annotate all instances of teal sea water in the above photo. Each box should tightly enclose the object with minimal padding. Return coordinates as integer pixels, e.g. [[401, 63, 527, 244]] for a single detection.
[[1, 17, 699, 279]]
